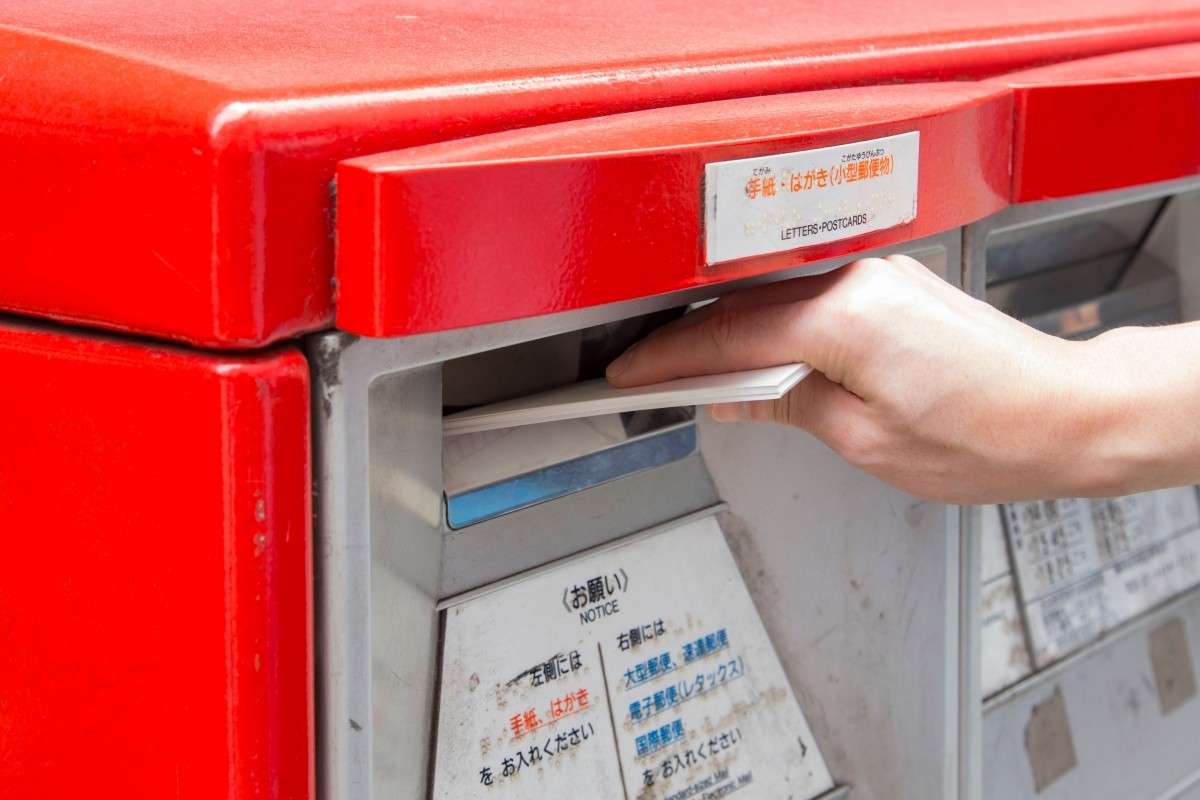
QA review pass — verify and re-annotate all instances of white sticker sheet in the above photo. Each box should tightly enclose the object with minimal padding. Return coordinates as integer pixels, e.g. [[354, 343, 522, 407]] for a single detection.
[[704, 132, 919, 264], [432, 515, 834, 800], [1003, 488, 1200, 666]]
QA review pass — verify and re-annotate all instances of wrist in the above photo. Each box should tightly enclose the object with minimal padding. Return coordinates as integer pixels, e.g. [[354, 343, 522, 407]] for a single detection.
[[1062, 327, 1182, 497], [1000, 334, 1111, 499]]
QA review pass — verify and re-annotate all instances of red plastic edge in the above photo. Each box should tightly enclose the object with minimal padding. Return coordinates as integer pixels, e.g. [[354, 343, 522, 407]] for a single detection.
[[335, 84, 1012, 337], [0, 321, 314, 800], [999, 42, 1200, 202]]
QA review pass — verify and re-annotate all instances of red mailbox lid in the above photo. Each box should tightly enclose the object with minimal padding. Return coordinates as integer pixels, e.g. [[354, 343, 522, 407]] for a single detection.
[[999, 42, 1200, 202], [336, 83, 1012, 337], [5, 1, 1200, 346]]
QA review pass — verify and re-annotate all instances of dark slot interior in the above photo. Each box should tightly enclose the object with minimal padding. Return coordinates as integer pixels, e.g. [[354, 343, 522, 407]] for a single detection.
[[441, 307, 686, 413], [985, 198, 1171, 325]]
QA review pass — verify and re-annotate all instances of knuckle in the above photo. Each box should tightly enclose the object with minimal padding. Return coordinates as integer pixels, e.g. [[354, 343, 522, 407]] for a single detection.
[[826, 288, 872, 331], [703, 310, 742, 359], [830, 421, 883, 467], [780, 304, 812, 345], [827, 263, 901, 327], [844, 256, 890, 282], [713, 291, 747, 313]]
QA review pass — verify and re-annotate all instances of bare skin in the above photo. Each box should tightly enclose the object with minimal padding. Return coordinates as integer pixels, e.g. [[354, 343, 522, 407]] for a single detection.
[[606, 255, 1200, 505]]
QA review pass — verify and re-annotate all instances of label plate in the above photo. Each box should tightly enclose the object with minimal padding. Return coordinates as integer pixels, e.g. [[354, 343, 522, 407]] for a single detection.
[[432, 515, 834, 799], [704, 132, 920, 265]]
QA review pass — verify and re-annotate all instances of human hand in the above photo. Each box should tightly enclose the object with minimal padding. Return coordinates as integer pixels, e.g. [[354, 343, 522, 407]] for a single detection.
[[606, 255, 1095, 504]]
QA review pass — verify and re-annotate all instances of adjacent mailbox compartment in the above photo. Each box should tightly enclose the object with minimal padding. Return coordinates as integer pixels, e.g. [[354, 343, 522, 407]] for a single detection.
[[966, 43, 1200, 798]]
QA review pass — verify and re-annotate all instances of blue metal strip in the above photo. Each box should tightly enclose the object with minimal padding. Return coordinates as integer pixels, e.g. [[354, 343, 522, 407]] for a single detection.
[[446, 424, 698, 529]]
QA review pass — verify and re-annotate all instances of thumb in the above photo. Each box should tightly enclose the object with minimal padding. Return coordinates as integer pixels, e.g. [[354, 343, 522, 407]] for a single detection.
[[709, 370, 859, 438]]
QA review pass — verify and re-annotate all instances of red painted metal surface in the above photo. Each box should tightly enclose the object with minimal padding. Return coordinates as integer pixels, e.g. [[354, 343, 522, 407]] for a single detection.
[[0, 321, 314, 800], [336, 83, 1012, 337], [1000, 42, 1200, 201], [5, 1, 1200, 345]]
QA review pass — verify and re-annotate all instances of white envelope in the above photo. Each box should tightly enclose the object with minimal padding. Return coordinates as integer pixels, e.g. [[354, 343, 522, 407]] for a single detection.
[[442, 363, 813, 434]]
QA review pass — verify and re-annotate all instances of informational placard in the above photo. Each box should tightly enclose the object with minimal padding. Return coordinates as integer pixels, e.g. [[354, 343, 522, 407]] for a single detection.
[[704, 132, 919, 265], [979, 505, 1033, 698], [432, 515, 834, 799], [1003, 488, 1200, 666]]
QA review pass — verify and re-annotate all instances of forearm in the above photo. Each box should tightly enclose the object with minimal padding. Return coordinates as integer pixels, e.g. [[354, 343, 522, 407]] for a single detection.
[[1065, 322, 1200, 497]]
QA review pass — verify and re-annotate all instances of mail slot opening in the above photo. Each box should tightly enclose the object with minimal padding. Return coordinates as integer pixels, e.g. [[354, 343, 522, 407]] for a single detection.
[[441, 308, 697, 529]]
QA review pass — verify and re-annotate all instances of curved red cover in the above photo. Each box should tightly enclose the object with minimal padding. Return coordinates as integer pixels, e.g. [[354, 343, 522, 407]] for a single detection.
[[1000, 42, 1200, 201], [336, 83, 1012, 336]]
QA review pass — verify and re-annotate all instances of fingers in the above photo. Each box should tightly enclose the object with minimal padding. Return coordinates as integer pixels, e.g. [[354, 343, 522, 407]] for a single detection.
[[606, 297, 815, 386], [607, 265, 862, 382], [622, 266, 849, 344], [606, 265, 864, 386]]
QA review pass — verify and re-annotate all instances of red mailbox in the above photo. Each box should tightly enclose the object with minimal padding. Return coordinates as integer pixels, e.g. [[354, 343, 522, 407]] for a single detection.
[[4, 3, 1200, 799]]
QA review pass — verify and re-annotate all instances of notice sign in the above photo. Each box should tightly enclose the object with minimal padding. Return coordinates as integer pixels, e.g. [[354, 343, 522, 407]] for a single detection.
[[1003, 488, 1200, 666], [432, 515, 834, 800], [704, 132, 920, 265]]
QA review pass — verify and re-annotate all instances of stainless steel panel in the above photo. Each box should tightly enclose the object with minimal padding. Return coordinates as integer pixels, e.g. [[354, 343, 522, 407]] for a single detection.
[[1005, 253, 1178, 338], [700, 415, 962, 800], [982, 591, 1200, 800], [963, 177, 1200, 304], [985, 198, 1164, 286]]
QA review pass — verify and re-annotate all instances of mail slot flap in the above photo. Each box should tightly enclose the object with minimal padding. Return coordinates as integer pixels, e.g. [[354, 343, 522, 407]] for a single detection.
[[999, 42, 1200, 202], [335, 83, 1010, 337]]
